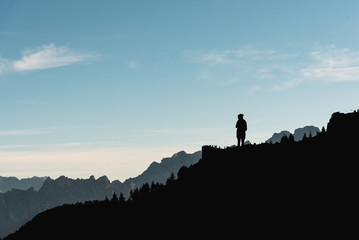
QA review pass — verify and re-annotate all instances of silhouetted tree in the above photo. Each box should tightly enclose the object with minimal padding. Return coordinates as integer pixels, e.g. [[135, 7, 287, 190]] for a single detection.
[[150, 181, 163, 192], [129, 188, 140, 201], [166, 173, 176, 185], [288, 134, 294, 142], [280, 135, 288, 143], [111, 192, 118, 202], [140, 183, 150, 194], [321, 126, 326, 133], [119, 192, 125, 204], [150, 181, 157, 191]]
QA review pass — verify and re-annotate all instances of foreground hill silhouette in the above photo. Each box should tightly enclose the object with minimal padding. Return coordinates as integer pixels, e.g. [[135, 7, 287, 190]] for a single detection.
[[4, 111, 358, 239], [0, 151, 201, 238]]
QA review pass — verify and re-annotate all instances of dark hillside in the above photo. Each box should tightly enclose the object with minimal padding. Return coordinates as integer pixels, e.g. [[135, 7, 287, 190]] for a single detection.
[[4, 111, 358, 239]]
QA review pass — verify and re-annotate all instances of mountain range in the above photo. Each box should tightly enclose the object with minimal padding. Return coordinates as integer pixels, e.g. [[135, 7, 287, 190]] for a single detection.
[[0, 126, 319, 194], [0, 177, 47, 193], [0, 150, 201, 238], [3, 110, 358, 239], [265, 125, 320, 143], [0, 119, 352, 238]]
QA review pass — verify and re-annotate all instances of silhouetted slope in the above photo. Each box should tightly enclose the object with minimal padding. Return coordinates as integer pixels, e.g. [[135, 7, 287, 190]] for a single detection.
[[121, 150, 201, 195], [4, 111, 358, 239], [0, 151, 200, 238]]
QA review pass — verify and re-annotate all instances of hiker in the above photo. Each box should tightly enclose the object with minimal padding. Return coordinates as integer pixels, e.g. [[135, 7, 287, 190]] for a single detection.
[[236, 114, 247, 147]]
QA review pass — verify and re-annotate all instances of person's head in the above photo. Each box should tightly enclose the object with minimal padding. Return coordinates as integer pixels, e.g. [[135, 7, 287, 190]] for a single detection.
[[238, 114, 244, 119]]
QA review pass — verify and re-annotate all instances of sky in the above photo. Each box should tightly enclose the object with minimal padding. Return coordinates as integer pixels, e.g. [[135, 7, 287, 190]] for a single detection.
[[1, 0, 359, 181]]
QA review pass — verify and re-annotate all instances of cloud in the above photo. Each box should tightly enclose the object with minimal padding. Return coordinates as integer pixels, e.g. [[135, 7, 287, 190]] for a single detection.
[[0, 126, 96, 137], [0, 43, 97, 74], [183, 46, 301, 88], [300, 45, 359, 82], [200, 52, 232, 65], [271, 45, 359, 90], [182, 50, 234, 65], [0, 129, 47, 136], [12, 43, 96, 71], [301, 66, 359, 82], [0, 141, 118, 150], [183, 47, 297, 66], [128, 61, 138, 70], [144, 128, 213, 136], [185, 45, 359, 92]]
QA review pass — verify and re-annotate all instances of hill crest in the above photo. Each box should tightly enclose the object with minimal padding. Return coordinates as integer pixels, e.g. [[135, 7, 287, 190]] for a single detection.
[[4, 110, 358, 239]]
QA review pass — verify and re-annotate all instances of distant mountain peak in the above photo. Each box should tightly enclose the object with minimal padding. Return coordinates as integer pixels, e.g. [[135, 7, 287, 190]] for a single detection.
[[266, 130, 291, 144], [123, 150, 201, 193], [171, 150, 187, 158], [266, 126, 320, 143], [0, 176, 47, 193], [97, 176, 111, 187], [293, 126, 320, 141]]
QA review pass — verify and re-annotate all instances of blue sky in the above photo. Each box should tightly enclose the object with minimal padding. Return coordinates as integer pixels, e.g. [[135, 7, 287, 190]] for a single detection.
[[1, 0, 359, 181]]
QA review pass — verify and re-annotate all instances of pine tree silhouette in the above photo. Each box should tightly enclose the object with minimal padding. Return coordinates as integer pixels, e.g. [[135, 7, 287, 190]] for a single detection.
[[111, 192, 118, 202], [118, 193, 125, 204]]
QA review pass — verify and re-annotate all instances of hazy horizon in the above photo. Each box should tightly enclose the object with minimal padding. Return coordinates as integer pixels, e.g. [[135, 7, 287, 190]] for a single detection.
[[1, 0, 359, 181]]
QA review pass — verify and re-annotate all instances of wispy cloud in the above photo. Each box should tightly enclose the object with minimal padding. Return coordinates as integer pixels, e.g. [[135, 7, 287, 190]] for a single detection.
[[0, 125, 106, 137], [128, 61, 138, 70], [183, 47, 297, 66], [13, 43, 97, 71], [0, 129, 48, 136], [0, 141, 121, 150], [183, 46, 300, 87], [144, 128, 213, 136], [200, 52, 233, 65], [301, 45, 359, 82], [0, 43, 98, 74], [272, 45, 359, 90], [184, 45, 359, 91]]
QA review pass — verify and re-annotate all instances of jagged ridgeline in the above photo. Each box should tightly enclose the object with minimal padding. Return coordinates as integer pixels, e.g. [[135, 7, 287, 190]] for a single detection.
[[3, 111, 359, 239], [0, 177, 47, 193], [0, 151, 201, 238]]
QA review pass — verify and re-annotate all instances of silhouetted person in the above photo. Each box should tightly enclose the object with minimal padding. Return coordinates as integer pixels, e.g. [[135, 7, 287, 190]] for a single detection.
[[236, 114, 247, 147]]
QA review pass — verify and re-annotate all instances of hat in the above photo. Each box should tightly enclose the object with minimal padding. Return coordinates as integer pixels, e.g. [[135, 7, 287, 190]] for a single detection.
[[238, 113, 244, 117]]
